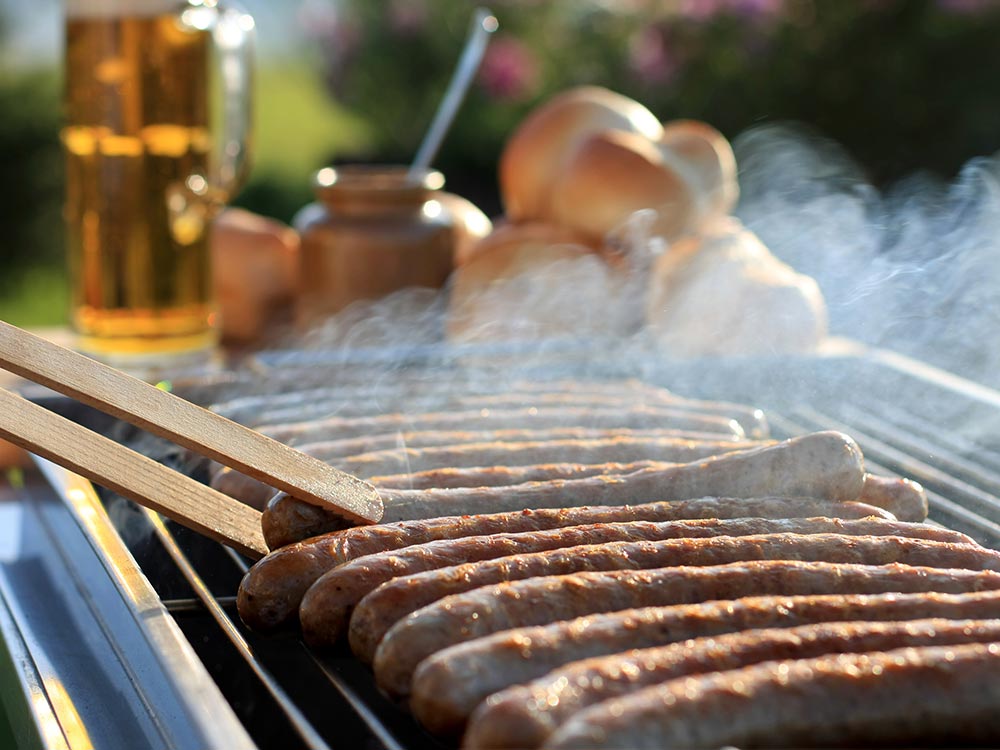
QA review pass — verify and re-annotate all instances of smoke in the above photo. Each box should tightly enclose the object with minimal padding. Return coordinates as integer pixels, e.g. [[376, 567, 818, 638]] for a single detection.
[[734, 122, 1000, 388], [235, 122, 1000, 402]]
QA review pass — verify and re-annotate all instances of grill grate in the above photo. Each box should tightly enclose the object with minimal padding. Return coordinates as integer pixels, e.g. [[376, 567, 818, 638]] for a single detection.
[[83, 351, 1000, 749]]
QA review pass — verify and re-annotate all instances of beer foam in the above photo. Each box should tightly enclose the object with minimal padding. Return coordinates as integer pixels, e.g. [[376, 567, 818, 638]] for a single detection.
[[66, 0, 179, 19]]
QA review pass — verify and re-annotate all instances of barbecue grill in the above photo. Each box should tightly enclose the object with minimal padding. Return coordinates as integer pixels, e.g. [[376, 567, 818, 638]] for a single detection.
[[3, 339, 1000, 750]]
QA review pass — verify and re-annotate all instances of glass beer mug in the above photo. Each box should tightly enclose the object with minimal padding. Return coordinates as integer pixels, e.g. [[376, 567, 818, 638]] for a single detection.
[[63, 0, 254, 367]]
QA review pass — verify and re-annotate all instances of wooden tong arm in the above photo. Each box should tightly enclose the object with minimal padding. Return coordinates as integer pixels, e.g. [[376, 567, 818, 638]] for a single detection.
[[0, 387, 268, 559], [0, 321, 382, 525]]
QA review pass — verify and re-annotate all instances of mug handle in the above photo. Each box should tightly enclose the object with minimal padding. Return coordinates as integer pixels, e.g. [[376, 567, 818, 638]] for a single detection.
[[178, 0, 255, 204]]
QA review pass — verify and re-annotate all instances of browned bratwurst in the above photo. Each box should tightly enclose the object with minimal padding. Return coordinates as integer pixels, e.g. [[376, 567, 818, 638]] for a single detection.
[[208, 426, 731, 496], [241, 497, 894, 630], [858, 474, 927, 522], [451, 391, 769, 438], [215, 433, 760, 507], [544, 642, 1000, 749], [498, 378, 769, 421], [372, 538, 1000, 698], [211, 377, 727, 424], [211, 378, 754, 426], [370, 460, 667, 490], [415, 568, 1000, 737], [273, 427, 711, 464], [216, 458, 670, 510], [372, 431, 867, 523], [259, 405, 745, 446], [403, 590, 1000, 718], [257, 430, 867, 548], [332, 434, 757, 479], [463, 618, 1000, 749], [343, 520, 977, 660], [242, 391, 769, 439], [371, 465, 926, 515]]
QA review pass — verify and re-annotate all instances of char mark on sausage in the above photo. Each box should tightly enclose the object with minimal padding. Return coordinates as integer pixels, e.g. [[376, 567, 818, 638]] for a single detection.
[[544, 642, 1000, 749], [371, 537, 1000, 698], [344, 519, 976, 660], [241, 497, 894, 631], [399, 590, 1000, 720], [460, 617, 1000, 746]]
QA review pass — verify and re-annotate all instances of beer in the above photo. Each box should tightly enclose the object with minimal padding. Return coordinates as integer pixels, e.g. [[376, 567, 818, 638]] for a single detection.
[[64, 0, 247, 364]]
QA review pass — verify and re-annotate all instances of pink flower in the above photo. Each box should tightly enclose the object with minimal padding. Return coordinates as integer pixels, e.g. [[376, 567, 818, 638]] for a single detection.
[[388, 0, 428, 35], [477, 35, 540, 101], [678, 0, 785, 20], [628, 27, 677, 86], [297, 0, 341, 40]]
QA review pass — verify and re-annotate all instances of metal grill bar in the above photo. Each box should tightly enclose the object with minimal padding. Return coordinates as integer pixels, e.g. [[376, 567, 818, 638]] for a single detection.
[[771, 406, 1000, 547], [140, 508, 334, 750], [42, 351, 1000, 749], [162, 596, 237, 613]]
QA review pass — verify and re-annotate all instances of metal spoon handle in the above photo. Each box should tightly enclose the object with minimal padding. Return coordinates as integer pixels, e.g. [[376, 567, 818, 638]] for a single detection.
[[409, 7, 497, 179]]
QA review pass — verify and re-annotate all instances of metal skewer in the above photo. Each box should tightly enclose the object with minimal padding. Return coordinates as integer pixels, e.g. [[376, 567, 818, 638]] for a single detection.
[[409, 7, 498, 178]]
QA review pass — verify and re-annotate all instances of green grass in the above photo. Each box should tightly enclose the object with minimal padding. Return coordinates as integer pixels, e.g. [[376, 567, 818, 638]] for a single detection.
[[0, 265, 68, 328], [252, 60, 372, 184]]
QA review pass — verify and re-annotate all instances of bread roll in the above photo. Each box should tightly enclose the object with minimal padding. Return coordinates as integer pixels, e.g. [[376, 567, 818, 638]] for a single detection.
[[499, 87, 663, 223], [660, 119, 739, 221], [212, 208, 299, 344], [446, 222, 631, 343], [646, 217, 827, 357], [548, 129, 698, 243]]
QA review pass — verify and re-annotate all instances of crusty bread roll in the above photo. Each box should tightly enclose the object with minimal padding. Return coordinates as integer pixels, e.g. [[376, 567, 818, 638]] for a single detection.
[[548, 129, 698, 243], [660, 119, 739, 222], [212, 208, 299, 344], [446, 222, 632, 343], [646, 217, 827, 357], [436, 191, 494, 266], [499, 86, 663, 223]]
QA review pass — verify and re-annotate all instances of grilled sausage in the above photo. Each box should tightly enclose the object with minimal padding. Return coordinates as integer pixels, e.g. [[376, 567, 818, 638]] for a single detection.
[[400, 590, 1000, 718], [331, 434, 757, 480], [210, 377, 715, 425], [857, 474, 927, 522], [372, 537, 1000, 698], [347, 521, 978, 661], [210, 467, 278, 510], [259, 427, 708, 465], [232, 390, 768, 438], [543, 642, 1000, 749], [215, 433, 761, 506], [371, 460, 667, 490], [373, 431, 867, 523], [259, 486, 892, 553], [451, 391, 769, 439], [257, 430, 867, 547], [242, 497, 894, 630], [206, 426, 723, 482], [464, 617, 1000, 748], [259, 491, 354, 550], [207, 380, 598, 422], [260, 406, 745, 446], [216, 459, 672, 510]]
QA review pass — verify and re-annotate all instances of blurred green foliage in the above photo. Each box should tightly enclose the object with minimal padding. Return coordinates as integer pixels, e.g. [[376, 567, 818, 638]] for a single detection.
[[237, 61, 372, 223], [319, 0, 1000, 208], [0, 67, 64, 324]]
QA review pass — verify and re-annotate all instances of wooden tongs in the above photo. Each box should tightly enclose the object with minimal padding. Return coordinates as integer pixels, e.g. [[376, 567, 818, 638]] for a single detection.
[[0, 321, 383, 560]]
